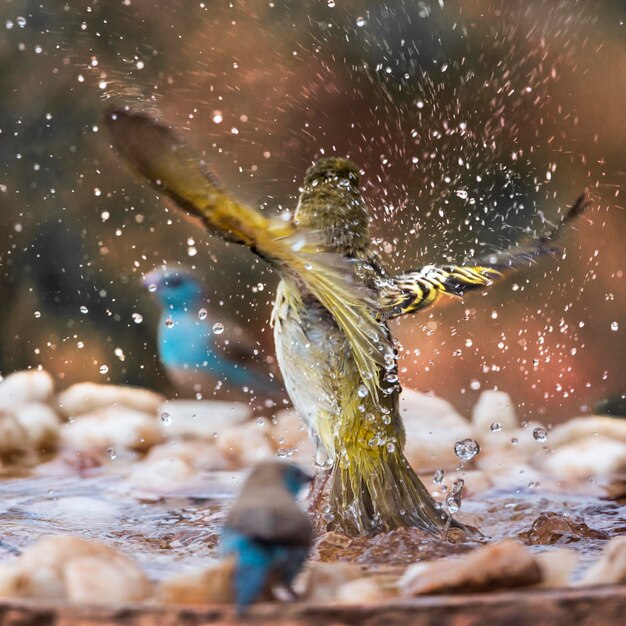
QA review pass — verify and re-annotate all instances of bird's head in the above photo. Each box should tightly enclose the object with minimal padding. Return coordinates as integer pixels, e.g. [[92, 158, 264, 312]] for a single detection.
[[294, 156, 369, 256], [142, 267, 205, 311], [303, 157, 361, 188], [242, 461, 313, 498]]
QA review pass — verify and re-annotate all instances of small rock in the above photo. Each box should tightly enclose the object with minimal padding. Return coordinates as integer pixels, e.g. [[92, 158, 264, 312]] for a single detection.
[[144, 439, 227, 471], [158, 400, 251, 440], [535, 549, 578, 588], [0, 412, 29, 459], [401, 389, 473, 470], [216, 421, 276, 469], [63, 555, 151, 604], [548, 416, 626, 447], [57, 382, 165, 419], [540, 436, 626, 480], [0, 370, 54, 412], [62, 407, 163, 452], [0, 536, 151, 603], [600, 473, 626, 500], [519, 511, 609, 546], [472, 390, 518, 434], [14, 403, 60, 451], [127, 457, 197, 492], [579, 536, 626, 585], [298, 562, 364, 602], [0, 564, 22, 597], [157, 558, 236, 605], [400, 540, 542, 595], [335, 576, 395, 604]]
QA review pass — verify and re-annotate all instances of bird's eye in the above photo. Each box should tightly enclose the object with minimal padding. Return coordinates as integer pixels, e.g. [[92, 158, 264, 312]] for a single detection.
[[168, 276, 183, 287]]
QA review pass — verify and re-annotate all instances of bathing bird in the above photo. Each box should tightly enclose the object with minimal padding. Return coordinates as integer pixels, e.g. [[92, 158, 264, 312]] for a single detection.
[[143, 266, 283, 405], [105, 107, 587, 535], [219, 461, 313, 613]]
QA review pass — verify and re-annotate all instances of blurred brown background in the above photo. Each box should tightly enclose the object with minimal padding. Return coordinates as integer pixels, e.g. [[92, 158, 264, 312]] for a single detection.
[[0, 0, 623, 423]]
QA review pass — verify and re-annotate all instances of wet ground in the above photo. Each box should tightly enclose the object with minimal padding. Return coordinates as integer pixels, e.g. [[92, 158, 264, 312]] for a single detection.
[[0, 469, 233, 579], [1, 466, 624, 582]]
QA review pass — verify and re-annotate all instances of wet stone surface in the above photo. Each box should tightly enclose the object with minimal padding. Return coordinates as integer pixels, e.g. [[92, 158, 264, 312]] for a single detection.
[[1, 468, 624, 582], [0, 470, 232, 580]]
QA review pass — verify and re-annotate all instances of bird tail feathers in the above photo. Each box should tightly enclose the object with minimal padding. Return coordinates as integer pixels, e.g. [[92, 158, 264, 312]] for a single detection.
[[328, 447, 453, 535]]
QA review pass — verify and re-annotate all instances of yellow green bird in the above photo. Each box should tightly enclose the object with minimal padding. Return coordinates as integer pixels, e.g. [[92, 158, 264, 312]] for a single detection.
[[104, 107, 587, 535]]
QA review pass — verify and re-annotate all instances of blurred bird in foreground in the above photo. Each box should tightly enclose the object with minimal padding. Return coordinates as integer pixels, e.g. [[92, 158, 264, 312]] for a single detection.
[[105, 107, 587, 535], [219, 461, 313, 613], [143, 266, 283, 406]]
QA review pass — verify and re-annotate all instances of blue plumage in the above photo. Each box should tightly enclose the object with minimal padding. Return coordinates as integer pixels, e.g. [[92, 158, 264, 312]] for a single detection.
[[143, 267, 282, 403], [219, 461, 313, 613]]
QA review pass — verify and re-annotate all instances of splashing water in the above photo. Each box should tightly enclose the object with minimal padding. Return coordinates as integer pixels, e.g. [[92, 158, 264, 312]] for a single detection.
[[454, 438, 481, 462]]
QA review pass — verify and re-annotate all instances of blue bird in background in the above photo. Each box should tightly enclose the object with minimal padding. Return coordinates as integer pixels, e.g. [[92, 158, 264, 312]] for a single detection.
[[143, 266, 283, 406], [220, 461, 313, 613]]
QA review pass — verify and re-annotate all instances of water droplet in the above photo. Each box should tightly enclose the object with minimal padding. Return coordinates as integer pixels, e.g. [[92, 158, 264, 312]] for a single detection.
[[147, 283, 157, 293], [212, 110, 223, 124], [357, 384, 369, 398], [327, 0, 335, 7], [198, 308, 208, 320], [212, 322, 224, 334], [33, 311, 41, 319], [385, 372, 399, 384], [80, 305, 88, 314], [160, 412, 172, 426], [356, 16, 366, 27], [165, 317, 174, 328], [470, 379, 481, 390], [367, 435, 381, 447], [533, 427, 547, 443], [386, 442, 396, 453], [490, 422, 502, 432], [99, 365, 109, 374], [433, 468, 445, 484], [610, 321, 619, 331], [16, 16, 26, 28], [132, 312, 143, 324], [454, 438, 480, 461], [106, 447, 117, 460], [446, 478, 464, 514]]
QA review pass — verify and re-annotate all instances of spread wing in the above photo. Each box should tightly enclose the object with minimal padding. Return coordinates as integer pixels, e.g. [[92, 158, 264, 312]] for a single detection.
[[104, 107, 392, 400], [380, 193, 589, 320]]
